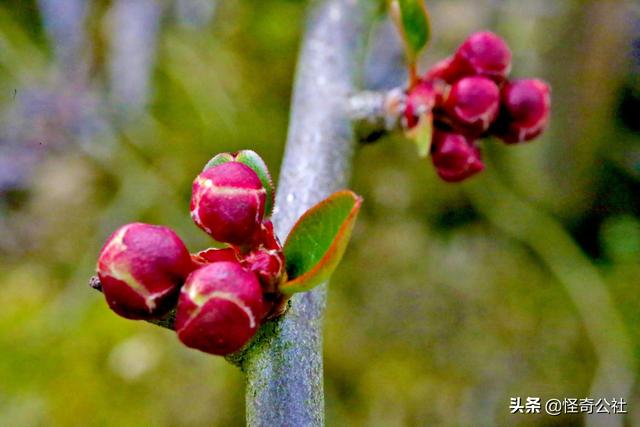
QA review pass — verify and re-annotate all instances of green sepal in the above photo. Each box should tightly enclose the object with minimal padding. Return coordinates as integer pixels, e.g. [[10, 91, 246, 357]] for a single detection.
[[406, 112, 433, 158], [203, 152, 234, 171], [234, 150, 275, 217]]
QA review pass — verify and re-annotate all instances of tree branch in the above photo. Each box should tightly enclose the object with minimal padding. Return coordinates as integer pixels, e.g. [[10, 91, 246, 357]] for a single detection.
[[236, 0, 378, 425], [37, 0, 89, 76], [107, 0, 165, 119]]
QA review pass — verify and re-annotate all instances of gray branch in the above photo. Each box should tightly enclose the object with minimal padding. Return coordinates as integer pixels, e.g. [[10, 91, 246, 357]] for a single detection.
[[107, 0, 165, 119], [37, 0, 89, 76], [237, 0, 378, 425]]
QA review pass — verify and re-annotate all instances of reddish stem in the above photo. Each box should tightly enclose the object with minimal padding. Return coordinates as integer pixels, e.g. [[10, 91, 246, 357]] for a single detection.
[[408, 62, 419, 89]]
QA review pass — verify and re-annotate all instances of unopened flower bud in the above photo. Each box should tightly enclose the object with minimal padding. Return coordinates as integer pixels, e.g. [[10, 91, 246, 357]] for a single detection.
[[191, 162, 267, 245], [451, 31, 512, 83], [250, 221, 281, 251], [97, 223, 192, 319], [431, 130, 484, 182], [241, 248, 285, 293], [404, 81, 436, 129], [242, 221, 285, 293], [444, 76, 500, 134], [191, 247, 239, 267], [175, 262, 265, 355], [494, 79, 551, 144], [424, 56, 458, 83]]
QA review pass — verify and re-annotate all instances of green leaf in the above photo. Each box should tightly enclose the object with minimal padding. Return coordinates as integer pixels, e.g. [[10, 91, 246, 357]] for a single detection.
[[281, 190, 362, 295], [234, 150, 275, 217], [203, 152, 234, 170], [394, 0, 431, 62], [407, 112, 433, 158]]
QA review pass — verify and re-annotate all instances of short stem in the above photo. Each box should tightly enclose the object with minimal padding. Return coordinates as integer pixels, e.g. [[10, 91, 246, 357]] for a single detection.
[[408, 62, 418, 88], [348, 88, 406, 143]]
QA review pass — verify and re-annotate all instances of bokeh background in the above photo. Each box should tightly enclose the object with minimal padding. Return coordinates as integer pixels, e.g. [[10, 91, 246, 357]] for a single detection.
[[1, 0, 639, 426]]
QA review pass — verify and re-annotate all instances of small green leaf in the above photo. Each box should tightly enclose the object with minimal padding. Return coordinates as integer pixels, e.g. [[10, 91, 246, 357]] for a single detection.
[[234, 150, 275, 217], [407, 112, 433, 158], [393, 0, 431, 62], [203, 152, 234, 171], [281, 190, 362, 295]]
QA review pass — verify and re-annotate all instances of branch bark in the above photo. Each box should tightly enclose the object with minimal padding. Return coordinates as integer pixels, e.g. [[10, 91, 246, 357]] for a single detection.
[[236, 1, 377, 425]]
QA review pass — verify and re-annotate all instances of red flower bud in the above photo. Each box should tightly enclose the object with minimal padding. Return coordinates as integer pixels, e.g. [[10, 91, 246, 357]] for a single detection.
[[431, 130, 484, 182], [494, 79, 551, 144], [242, 221, 285, 292], [175, 262, 265, 355], [444, 76, 500, 134], [404, 81, 436, 129], [191, 247, 239, 267], [241, 248, 285, 293], [97, 223, 192, 320], [250, 220, 281, 251], [191, 162, 267, 245], [451, 31, 512, 83], [424, 56, 457, 83]]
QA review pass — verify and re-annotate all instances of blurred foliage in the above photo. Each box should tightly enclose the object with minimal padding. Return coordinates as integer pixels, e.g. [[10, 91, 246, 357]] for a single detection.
[[0, 0, 639, 426]]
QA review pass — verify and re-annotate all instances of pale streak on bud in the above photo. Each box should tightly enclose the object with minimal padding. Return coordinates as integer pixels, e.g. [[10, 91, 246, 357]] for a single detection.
[[100, 224, 129, 257], [102, 260, 163, 312], [182, 290, 257, 330]]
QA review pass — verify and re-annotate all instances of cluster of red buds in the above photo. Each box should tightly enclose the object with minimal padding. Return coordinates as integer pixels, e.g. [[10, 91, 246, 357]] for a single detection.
[[403, 31, 551, 182], [96, 154, 285, 356]]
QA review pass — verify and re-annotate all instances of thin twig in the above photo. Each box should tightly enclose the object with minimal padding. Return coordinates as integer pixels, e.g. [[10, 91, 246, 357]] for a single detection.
[[347, 88, 405, 143]]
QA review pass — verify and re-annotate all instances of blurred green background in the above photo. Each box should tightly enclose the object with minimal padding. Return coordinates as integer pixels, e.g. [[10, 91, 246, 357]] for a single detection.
[[1, 0, 639, 426]]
